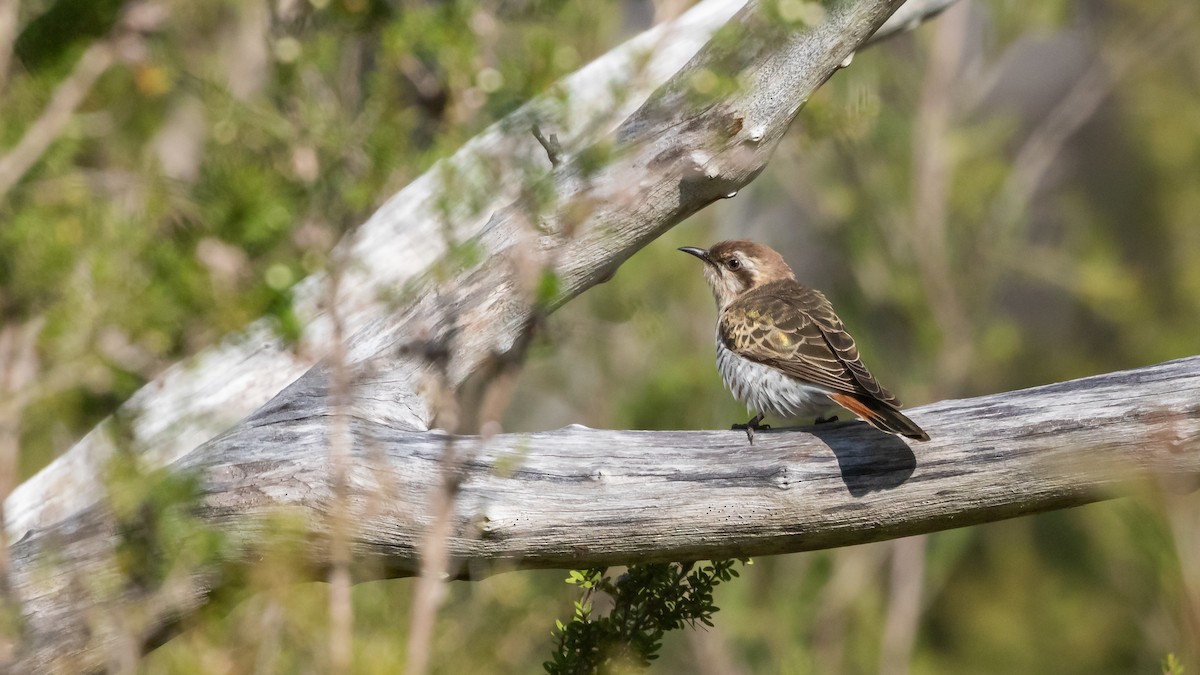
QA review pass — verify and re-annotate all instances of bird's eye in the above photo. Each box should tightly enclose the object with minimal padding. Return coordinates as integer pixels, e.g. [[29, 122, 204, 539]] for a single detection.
[[726, 258, 741, 270]]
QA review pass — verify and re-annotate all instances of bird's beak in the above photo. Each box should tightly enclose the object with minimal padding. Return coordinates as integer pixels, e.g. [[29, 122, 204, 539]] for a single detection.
[[678, 247, 712, 265]]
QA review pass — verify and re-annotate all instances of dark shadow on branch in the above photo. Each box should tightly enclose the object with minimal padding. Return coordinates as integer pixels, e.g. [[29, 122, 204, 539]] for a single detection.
[[806, 421, 917, 497]]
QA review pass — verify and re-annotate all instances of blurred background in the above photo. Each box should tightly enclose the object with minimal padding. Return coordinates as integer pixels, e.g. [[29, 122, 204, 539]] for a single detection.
[[2, 0, 1199, 672]]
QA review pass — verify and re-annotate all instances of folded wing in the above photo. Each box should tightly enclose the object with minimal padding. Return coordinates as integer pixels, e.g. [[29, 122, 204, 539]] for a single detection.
[[719, 280, 900, 406]]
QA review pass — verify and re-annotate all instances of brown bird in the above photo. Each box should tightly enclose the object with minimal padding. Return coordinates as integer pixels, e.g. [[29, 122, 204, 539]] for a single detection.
[[679, 240, 929, 444]]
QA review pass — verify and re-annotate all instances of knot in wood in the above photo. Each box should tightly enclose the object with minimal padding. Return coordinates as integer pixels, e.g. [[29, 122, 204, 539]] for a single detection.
[[688, 150, 712, 174], [725, 112, 744, 137], [772, 465, 794, 490], [471, 512, 500, 539]]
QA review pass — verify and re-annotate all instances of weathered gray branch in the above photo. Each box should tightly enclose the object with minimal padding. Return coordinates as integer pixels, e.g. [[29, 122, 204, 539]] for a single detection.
[[201, 357, 1200, 570], [11, 357, 1200, 672]]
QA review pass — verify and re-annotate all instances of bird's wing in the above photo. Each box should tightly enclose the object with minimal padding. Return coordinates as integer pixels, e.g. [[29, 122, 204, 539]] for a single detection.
[[719, 281, 901, 406]]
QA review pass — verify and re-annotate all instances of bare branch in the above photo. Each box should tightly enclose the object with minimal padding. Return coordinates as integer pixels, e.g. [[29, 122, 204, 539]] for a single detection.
[[0, 318, 41, 662], [9, 356, 1200, 672], [531, 124, 564, 167], [324, 266, 353, 674], [0, 0, 17, 91], [0, 42, 115, 201], [872, 0, 959, 42]]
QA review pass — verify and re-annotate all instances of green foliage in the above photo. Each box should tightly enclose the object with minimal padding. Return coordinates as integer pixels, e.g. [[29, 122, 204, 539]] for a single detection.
[[544, 560, 748, 674], [105, 431, 229, 592], [536, 270, 562, 309], [15, 0, 125, 73]]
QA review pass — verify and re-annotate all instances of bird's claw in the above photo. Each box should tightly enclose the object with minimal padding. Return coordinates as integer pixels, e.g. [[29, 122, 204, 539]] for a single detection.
[[814, 415, 839, 425], [731, 415, 770, 444]]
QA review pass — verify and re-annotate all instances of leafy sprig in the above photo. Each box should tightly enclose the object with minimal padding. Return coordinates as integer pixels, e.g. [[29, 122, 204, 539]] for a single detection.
[[544, 559, 749, 674]]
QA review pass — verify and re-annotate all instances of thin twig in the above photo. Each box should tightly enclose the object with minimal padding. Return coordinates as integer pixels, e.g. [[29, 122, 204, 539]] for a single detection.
[[0, 41, 115, 201], [0, 319, 40, 666], [878, 535, 927, 675], [874, 9, 971, 669], [908, 1, 972, 392], [403, 441, 459, 675], [326, 264, 354, 673], [532, 124, 564, 167], [403, 337, 461, 675], [0, 0, 18, 92]]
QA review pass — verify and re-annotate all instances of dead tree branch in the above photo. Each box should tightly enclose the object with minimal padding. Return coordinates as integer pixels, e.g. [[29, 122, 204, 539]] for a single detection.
[[9, 357, 1200, 671]]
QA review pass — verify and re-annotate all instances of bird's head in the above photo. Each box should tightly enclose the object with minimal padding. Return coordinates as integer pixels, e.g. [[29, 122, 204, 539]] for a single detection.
[[678, 240, 795, 309]]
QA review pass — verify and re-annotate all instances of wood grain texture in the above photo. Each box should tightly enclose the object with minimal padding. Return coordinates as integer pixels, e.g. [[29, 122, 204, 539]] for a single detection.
[[193, 356, 1200, 571], [9, 357, 1200, 672]]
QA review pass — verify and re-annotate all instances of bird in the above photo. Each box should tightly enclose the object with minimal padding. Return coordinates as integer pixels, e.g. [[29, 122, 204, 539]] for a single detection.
[[679, 240, 929, 444]]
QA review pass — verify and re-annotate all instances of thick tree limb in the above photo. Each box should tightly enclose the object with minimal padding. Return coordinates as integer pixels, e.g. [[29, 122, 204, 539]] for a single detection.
[[10, 357, 1200, 671], [201, 358, 1200, 570]]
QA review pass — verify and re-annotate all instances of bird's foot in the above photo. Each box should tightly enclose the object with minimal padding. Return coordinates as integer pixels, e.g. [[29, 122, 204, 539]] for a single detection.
[[731, 414, 770, 444], [814, 415, 839, 425]]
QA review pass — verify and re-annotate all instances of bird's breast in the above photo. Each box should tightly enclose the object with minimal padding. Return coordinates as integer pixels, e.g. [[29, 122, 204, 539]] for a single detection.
[[715, 338, 832, 419]]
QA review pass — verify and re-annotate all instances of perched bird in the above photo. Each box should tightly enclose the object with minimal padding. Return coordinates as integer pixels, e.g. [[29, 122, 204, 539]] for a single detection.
[[679, 240, 929, 443]]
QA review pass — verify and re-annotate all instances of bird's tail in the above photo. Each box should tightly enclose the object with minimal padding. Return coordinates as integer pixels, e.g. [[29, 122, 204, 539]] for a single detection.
[[828, 393, 930, 442]]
